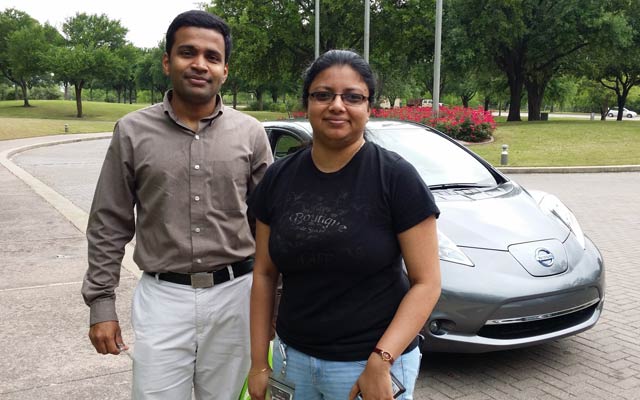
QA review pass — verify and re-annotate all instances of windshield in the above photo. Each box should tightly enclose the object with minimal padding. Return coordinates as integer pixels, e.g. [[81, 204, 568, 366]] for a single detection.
[[367, 125, 498, 187]]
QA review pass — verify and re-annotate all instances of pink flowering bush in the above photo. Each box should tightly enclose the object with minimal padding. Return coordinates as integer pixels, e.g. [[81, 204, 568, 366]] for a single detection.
[[371, 106, 495, 143]]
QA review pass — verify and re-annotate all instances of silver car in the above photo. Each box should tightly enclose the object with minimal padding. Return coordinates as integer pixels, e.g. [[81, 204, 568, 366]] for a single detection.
[[262, 119, 605, 353]]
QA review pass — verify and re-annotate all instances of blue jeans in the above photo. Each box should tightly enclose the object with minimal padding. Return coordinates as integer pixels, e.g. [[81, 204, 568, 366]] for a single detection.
[[271, 336, 421, 400]]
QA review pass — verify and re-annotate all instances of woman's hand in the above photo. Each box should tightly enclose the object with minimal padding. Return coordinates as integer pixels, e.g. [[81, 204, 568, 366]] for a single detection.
[[348, 355, 395, 400], [247, 365, 271, 400]]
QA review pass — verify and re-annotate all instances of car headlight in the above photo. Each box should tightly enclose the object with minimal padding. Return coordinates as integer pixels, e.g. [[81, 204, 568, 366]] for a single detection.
[[438, 230, 474, 267], [538, 194, 586, 249]]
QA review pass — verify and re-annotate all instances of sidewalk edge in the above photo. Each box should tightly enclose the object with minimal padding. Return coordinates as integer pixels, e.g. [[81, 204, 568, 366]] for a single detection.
[[0, 134, 141, 279]]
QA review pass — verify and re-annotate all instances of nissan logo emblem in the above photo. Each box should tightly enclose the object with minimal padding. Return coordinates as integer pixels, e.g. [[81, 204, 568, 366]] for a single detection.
[[535, 248, 555, 267]]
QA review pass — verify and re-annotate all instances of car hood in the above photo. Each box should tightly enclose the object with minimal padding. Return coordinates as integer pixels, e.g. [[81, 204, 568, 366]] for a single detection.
[[434, 182, 570, 250]]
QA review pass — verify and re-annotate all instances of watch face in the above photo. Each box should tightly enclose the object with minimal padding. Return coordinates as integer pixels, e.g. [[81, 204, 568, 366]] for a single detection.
[[374, 348, 394, 363]]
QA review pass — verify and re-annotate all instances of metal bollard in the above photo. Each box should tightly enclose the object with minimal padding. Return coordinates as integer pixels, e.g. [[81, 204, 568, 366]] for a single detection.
[[64, 124, 69, 133], [500, 144, 509, 166]]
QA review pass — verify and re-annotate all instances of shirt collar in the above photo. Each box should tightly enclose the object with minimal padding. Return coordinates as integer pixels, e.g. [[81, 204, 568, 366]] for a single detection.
[[162, 90, 225, 125]]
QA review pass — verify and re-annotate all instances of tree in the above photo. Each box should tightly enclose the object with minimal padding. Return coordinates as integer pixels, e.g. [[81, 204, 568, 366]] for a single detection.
[[589, 1, 640, 121], [107, 45, 142, 103], [52, 13, 128, 117], [454, 0, 614, 121], [209, 0, 315, 110], [0, 9, 56, 106], [370, 0, 437, 102], [4, 24, 52, 106], [136, 42, 170, 104]]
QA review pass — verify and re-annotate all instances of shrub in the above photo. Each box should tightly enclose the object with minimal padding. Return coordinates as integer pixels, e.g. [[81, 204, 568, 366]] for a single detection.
[[371, 106, 496, 142]]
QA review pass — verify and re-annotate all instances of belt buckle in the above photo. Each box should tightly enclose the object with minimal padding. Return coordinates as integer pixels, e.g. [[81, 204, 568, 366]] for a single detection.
[[190, 272, 214, 288]]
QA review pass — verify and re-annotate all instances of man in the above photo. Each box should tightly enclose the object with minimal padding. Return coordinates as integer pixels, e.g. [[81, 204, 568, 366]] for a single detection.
[[82, 10, 273, 399]]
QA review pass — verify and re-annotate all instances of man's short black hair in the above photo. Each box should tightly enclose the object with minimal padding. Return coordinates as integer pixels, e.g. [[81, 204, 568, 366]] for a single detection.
[[165, 10, 232, 64]]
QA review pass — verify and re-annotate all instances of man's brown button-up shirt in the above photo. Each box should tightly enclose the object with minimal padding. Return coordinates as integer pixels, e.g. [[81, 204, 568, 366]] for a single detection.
[[82, 92, 273, 325]]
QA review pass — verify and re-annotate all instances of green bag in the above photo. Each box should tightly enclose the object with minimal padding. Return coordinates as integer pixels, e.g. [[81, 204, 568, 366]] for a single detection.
[[238, 342, 273, 400]]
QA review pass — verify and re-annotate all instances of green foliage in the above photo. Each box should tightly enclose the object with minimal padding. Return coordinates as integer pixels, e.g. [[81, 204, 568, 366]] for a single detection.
[[136, 43, 169, 103], [62, 13, 127, 49], [50, 12, 129, 117], [453, 0, 616, 121], [581, 1, 640, 120], [29, 86, 63, 100]]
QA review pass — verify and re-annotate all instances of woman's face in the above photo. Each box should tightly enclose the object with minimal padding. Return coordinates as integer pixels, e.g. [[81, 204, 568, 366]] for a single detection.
[[307, 65, 370, 149]]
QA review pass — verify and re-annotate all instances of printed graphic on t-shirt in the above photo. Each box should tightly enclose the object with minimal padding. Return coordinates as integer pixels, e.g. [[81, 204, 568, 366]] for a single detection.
[[271, 189, 375, 272]]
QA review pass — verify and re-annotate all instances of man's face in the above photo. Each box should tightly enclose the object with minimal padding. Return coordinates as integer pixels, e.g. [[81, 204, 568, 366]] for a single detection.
[[162, 26, 228, 107]]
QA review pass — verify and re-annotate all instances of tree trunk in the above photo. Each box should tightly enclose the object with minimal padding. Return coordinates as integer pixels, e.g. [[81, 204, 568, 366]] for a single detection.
[[614, 82, 633, 121], [233, 90, 238, 109], [504, 67, 524, 121], [506, 76, 524, 122], [496, 48, 525, 122], [256, 90, 264, 111], [525, 79, 546, 121], [74, 81, 84, 118], [19, 81, 30, 107], [484, 97, 490, 111]]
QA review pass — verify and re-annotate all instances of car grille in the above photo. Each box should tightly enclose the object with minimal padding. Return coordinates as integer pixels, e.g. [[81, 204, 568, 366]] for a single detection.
[[477, 303, 599, 340]]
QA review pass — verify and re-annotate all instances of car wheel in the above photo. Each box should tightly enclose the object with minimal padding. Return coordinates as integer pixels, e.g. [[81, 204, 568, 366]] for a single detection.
[[627, 114, 633, 118], [608, 113, 614, 117]]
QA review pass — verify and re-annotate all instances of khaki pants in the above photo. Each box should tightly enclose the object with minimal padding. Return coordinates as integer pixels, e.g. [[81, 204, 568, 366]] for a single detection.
[[131, 272, 252, 400]]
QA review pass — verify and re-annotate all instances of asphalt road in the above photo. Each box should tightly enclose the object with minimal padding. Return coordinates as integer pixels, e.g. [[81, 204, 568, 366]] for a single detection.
[[8, 137, 640, 400]]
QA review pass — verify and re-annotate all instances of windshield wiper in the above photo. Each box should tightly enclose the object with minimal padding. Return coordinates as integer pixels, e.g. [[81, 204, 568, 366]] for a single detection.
[[428, 183, 493, 190]]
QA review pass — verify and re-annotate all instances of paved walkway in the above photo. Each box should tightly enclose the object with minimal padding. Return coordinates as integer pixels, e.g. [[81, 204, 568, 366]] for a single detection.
[[1, 133, 639, 399]]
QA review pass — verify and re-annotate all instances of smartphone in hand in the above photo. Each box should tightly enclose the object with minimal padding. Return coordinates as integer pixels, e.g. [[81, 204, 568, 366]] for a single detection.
[[356, 371, 406, 399]]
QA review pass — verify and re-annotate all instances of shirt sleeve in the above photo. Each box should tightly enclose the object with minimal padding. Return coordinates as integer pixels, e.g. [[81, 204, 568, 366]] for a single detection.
[[249, 122, 274, 196], [246, 121, 273, 236], [82, 122, 136, 326], [247, 161, 278, 225], [389, 157, 440, 233]]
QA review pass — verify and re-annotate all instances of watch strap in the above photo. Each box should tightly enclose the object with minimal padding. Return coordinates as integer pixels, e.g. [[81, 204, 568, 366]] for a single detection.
[[373, 347, 395, 364]]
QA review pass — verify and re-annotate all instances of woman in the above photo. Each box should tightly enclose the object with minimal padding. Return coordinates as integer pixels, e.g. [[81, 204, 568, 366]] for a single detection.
[[247, 49, 441, 400]]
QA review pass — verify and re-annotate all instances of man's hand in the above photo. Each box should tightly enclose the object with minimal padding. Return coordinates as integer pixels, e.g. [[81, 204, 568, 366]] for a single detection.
[[88, 320, 127, 355]]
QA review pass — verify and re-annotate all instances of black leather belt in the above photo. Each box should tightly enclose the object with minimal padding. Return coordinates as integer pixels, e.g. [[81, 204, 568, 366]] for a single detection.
[[147, 258, 254, 288]]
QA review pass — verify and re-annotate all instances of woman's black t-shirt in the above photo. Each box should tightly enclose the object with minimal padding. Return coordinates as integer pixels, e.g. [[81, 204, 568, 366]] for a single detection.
[[248, 142, 440, 361]]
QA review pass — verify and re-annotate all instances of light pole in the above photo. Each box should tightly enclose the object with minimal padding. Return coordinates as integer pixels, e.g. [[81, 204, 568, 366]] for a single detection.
[[315, 0, 320, 59], [364, 0, 370, 62], [433, 0, 443, 117]]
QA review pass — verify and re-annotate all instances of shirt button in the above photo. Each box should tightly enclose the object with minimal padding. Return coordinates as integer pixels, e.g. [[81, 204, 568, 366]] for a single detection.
[[194, 164, 200, 170], [195, 258, 202, 264], [194, 227, 201, 233], [194, 134, 200, 140], [194, 195, 200, 201]]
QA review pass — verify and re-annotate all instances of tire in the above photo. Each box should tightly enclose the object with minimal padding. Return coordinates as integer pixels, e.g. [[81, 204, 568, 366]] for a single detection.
[[627, 114, 633, 118], [608, 113, 614, 117]]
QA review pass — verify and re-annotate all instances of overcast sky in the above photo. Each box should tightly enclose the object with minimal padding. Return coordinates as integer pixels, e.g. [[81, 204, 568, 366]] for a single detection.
[[0, 0, 205, 48]]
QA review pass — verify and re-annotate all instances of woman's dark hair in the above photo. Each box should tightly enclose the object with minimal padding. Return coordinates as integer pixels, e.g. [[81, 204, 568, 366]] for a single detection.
[[302, 49, 376, 109], [165, 10, 232, 64]]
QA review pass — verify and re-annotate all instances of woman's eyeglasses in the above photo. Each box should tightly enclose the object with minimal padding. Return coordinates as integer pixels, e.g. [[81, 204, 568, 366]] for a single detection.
[[309, 91, 368, 106]]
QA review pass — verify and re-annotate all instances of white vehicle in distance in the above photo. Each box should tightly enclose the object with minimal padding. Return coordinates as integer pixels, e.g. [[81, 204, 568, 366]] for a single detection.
[[607, 107, 637, 118]]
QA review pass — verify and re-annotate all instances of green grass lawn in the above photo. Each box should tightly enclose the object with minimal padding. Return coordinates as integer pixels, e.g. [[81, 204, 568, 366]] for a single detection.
[[0, 100, 288, 141], [2, 100, 638, 167], [470, 120, 640, 167]]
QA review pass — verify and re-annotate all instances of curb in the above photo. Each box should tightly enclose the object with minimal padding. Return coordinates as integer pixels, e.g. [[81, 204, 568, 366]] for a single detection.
[[0, 133, 141, 279], [498, 165, 640, 174]]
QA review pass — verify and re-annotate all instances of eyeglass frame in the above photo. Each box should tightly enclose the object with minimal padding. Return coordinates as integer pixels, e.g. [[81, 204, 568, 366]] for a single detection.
[[308, 91, 369, 106]]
